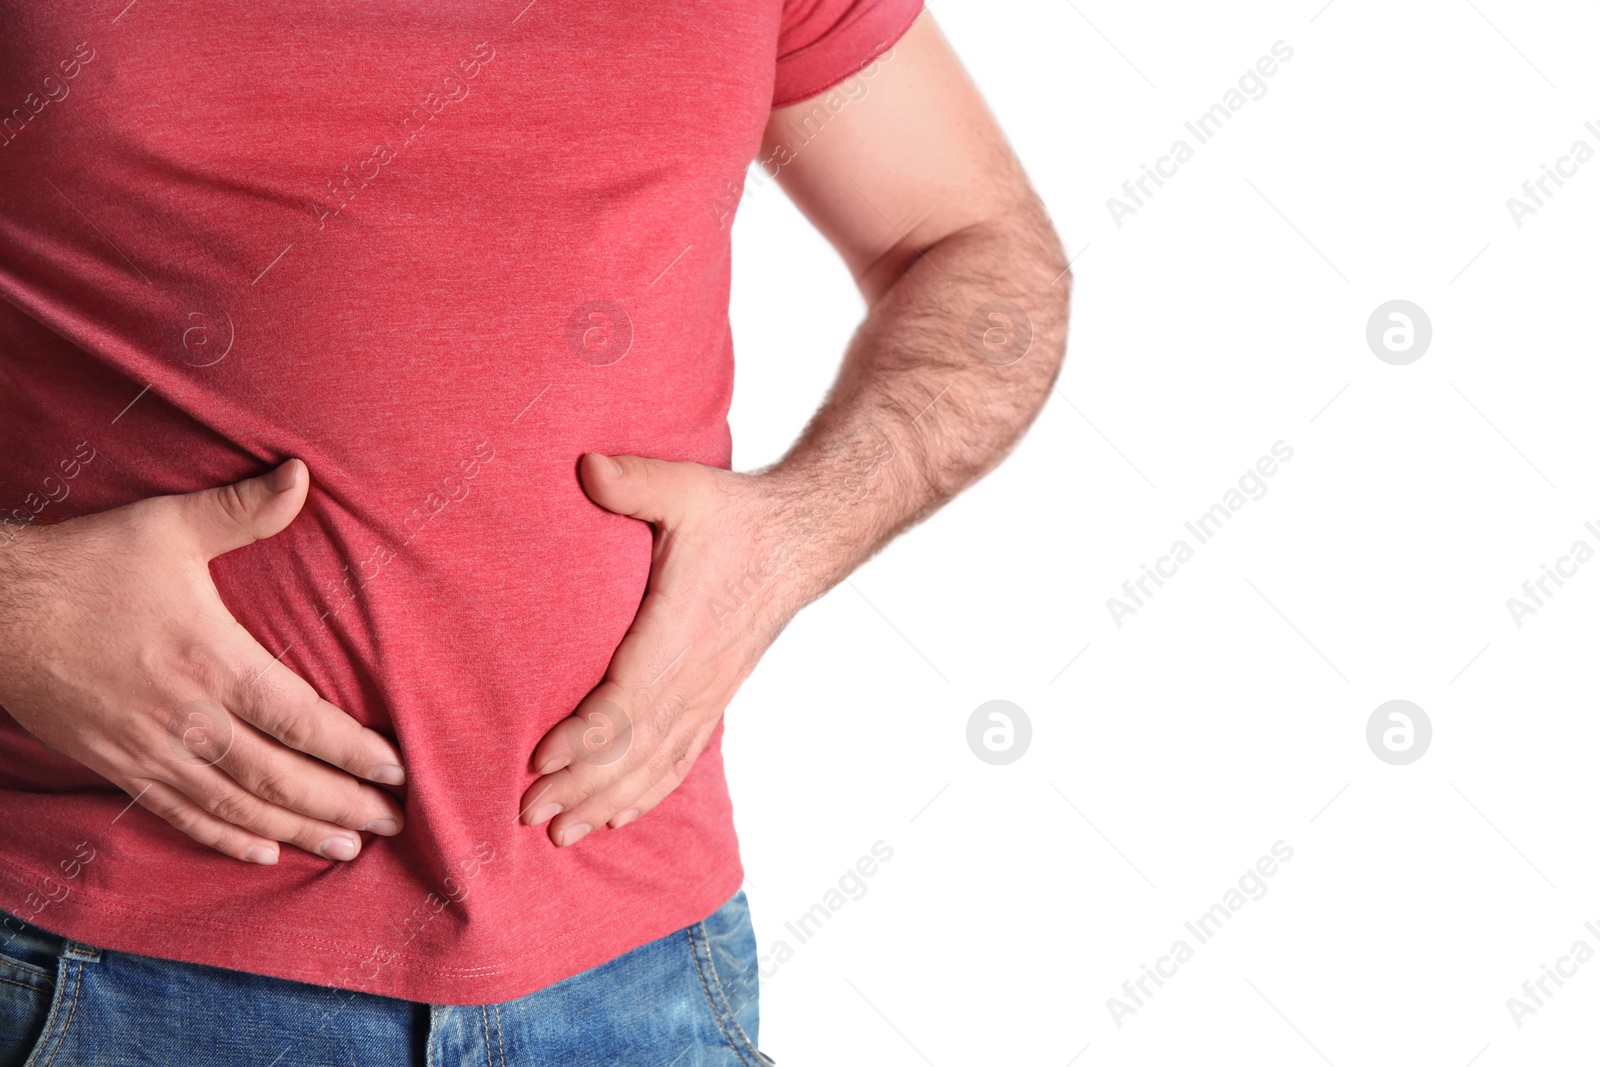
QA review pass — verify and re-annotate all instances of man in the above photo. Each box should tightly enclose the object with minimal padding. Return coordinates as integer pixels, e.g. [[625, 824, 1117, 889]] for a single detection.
[[0, 1, 1066, 1062]]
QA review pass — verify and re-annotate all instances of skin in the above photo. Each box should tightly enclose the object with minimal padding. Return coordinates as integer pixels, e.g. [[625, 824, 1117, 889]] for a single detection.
[[0, 460, 407, 864], [0, 12, 1067, 863], [519, 12, 1070, 845]]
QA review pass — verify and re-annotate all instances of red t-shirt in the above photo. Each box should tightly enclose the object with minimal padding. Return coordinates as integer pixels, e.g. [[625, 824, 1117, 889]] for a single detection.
[[0, 0, 921, 1004]]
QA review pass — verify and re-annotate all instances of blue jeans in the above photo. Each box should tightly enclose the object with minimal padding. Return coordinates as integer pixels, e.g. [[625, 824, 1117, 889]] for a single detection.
[[0, 890, 770, 1066]]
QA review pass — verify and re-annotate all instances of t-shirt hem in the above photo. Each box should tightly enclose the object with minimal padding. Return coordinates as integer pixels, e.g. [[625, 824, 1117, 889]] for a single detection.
[[0, 856, 746, 1006]]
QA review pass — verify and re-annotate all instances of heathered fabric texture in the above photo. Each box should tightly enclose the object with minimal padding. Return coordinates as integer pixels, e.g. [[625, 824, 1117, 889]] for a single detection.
[[0, 0, 920, 1004]]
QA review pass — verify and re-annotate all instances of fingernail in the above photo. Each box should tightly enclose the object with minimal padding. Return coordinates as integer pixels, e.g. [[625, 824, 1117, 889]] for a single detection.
[[528, 803, 562, 826], [371, 764, 406, 785], [363, 818, 399, 835], [244, 845, 278, 865], [612, 809, 640, 828], [559, 823, 591, 846], [592, 454, 623, 478], [265, 460, 299, 494], [537, 756, 570, 775], [320, 837, 359, 861]]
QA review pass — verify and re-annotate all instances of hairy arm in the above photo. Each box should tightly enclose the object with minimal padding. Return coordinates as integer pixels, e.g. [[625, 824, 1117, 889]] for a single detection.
[[752, 10, 1070, 619], [522, 11, 1070, 843]]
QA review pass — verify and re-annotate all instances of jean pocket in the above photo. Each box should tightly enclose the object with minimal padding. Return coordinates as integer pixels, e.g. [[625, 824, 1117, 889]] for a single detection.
[[689, 891, 775, 1066], [0, 912, 63, 1067]]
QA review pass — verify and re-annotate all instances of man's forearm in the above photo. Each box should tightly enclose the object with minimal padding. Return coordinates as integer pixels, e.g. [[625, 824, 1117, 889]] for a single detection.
[[524, 12, 1068, 844], [751, 190, 1070, 624]]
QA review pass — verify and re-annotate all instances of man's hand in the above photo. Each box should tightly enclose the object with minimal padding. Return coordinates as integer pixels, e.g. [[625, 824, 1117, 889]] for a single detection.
[[520, 453, 805, 846], [0, 459, 406, 865], [523, 11, 1069, 846]]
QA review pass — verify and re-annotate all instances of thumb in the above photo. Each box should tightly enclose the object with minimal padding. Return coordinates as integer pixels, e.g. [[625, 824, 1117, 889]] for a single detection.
[[180, 458, 310, 559], [579, 453, 696, 526]]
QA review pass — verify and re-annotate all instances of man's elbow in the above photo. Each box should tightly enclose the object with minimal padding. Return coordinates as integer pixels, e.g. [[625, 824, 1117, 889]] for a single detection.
[[1002, 189, 1071, 380]]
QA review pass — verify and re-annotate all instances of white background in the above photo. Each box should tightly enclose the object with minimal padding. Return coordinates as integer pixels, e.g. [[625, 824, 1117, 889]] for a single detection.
[[723, 2, 1600, 1064]]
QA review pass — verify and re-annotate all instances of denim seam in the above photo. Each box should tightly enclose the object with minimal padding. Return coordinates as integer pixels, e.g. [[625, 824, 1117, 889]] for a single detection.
[[425, 1004, 447, 1067], [0, 972, 50, 993], [696, 921, 762, 1060], [0, 946, 54, 981], [493, 1003, 505, 1067], [478, 1004, 493, 1067], [687, 924, 755, 1067], [0, 955, 53, 982], [31, 956, 84, 1067]]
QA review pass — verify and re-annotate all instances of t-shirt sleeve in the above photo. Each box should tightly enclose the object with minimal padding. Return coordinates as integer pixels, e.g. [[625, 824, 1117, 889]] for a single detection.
[[772, 0, 924, 109]]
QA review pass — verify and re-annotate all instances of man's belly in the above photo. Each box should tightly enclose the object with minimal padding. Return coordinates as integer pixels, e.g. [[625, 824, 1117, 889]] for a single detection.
[[0, 295, 743, 1006]]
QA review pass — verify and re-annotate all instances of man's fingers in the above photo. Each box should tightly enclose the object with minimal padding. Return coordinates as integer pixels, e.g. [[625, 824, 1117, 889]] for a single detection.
[[568, 718, 715, 836], [542, 755, 683, 844], [176, 458, 309, 560], [606, 767, 686, 829], [518, 739, 630, 839], [518, 771, 571, 830], [584, 760, 688, 835], [529, 693, 636, 778], [130, 778, 281, 865], [525, 451, 723, 845], [519, 702, 642, 839], [529, 585, 689, 779], [531, 717, 713, 845], [578, 453, 703, 527], [521, 684, 657, 832], [211, 721, 405, 835], [171, 762, 367, 861], [230, 649, 406, 786], [528, 713, 577, 777]]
